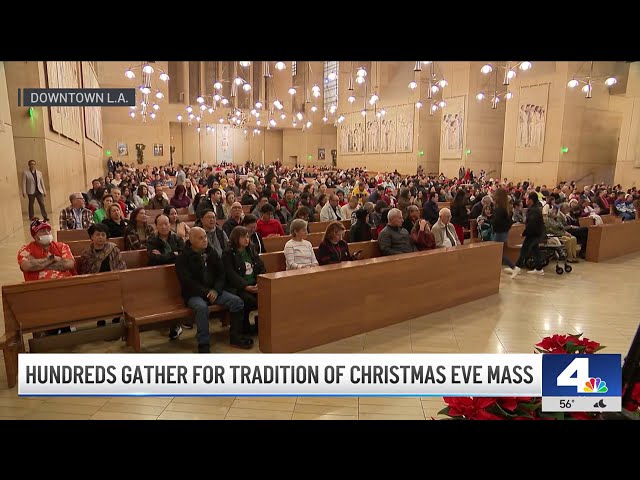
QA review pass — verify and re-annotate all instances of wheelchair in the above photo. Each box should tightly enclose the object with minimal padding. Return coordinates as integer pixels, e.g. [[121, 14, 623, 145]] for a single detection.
[[524, 234, 573, 275]]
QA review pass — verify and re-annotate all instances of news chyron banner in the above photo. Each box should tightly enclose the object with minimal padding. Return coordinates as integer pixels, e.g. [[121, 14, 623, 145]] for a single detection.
[[18, 353, 623, 413]]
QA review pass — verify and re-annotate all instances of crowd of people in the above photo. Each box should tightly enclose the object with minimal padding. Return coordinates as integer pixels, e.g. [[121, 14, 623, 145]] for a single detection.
[[16, 158, 639, 351]]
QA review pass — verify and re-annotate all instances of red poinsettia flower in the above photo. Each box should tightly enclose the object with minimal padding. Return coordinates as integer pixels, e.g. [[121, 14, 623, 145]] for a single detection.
[[630, 382, 640, 404], [443, 397, 502, 420], [575, 337, 601, 354], [536, 334, 573, 352], [497, 397, 519, 411]]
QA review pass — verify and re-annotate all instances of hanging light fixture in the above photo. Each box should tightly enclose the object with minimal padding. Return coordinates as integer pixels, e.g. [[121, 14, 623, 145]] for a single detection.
[[567, 61, 617, 99], [125, 61, 170, 123], [475, 61, 532, 109]]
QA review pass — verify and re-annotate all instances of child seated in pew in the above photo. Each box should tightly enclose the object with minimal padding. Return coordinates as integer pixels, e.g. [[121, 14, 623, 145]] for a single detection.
[[317, 221, 362, 265]]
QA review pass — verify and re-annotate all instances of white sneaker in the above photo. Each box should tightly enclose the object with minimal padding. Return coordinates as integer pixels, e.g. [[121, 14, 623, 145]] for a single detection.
[[527, 269, 544, 276], [504, 267, 513, 273], [511, 266, 521, 279]]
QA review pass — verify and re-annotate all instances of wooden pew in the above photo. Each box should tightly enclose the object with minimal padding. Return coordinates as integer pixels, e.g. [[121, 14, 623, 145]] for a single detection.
[[177, 214, 196, 223], [260, 240, 381, 273], [308, 219, 351, 233], [578, 217, 594, 228], [119, 265, 229, 352], [469, 219, 479, 243], [504, 223, 526, 265], [57, 229, 89, 242], [585, 220, 640, 262], [66, 237, 125, 256], [257, 242, 503, 353], [262, 232, 325, 252], [72, 250, 148, 270], [1, 272, 123, 388]]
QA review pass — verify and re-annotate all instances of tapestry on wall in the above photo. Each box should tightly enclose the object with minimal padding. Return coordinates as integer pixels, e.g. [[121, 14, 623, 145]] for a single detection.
[[339, 119, 349, 155], [440, 96, 465, 159], [45, 61, 81, 144], [81, 61, 103, 147], [217, 125, 233, 163], [350, 113, 365, 154], [396, 104, 414, 153], [380, 106, 397, 154], [365, 110, 380, 153], [515, 83, 549, 163]]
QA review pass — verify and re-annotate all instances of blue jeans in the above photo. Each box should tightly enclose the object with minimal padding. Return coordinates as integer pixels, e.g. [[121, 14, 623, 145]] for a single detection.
[[188, 292, 244, 346], [493, 231, 515, 269]]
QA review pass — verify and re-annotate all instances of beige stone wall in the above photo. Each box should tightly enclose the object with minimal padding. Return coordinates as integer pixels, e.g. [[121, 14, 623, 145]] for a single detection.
[[614, 62, 640, 188], [0, 62, 24, 241]]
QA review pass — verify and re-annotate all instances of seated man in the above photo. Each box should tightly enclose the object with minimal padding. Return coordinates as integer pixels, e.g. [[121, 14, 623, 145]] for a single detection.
[[431, 208, 461, 248], [251, 195, 270, 219], [147, 214, 185, 266], [223, 201, 244, 238], [18, 219, 76, 335], [175, 227, 252, 353], [320, 194, 343, 222], [200, 209, 229, 257], [377, 208, 417, 256], [148, 188, 169, 210], [59, 192, 94, 230]]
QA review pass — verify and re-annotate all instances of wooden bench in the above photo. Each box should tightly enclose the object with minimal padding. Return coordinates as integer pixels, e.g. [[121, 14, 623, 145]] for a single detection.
[[57, 229, 90, 242], [257, 242, 503, 353], [260, 240, 382, 273], [72, 250, 149, 270], [66, 237, 125, 256], [262, 232, 325, 252], [308, 219, 351, 233], [504, 223, 526, 264], [1, 272, 123, 388], [119, 265, 229, 352], [585, 220, 640, 262], [177, 214, 196, 223]]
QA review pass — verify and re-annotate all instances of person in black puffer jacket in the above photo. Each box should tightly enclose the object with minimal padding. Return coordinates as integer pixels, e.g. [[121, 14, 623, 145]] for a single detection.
[[515, 192, 545, 274]]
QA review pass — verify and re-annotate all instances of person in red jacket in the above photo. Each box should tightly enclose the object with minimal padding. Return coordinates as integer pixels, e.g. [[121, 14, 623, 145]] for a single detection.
[[256, 204, 285, 238]]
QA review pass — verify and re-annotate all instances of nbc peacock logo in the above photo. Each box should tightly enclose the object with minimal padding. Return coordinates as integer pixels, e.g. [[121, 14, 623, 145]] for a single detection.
[[583, 377, 608, 394]]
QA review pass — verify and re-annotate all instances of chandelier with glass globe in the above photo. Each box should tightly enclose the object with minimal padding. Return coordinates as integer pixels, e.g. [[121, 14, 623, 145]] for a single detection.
[[408, 62, 449, 115], [124, 62, 170, 123], [476, 61, 533, 109], [335, 62, 386, 126], [566, 61, 617, 99]]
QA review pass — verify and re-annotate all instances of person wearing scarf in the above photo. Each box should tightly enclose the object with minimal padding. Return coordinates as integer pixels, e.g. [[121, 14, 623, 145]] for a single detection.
[[77, 223, 127, 274]]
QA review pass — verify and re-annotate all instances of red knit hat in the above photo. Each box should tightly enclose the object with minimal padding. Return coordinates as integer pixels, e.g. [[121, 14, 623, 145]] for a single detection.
[[30, 219, 52, 238]]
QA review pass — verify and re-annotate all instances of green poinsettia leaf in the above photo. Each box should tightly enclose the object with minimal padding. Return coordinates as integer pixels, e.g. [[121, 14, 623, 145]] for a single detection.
[[438, 406, 450, 416], [595, 345, 606, 352], [493, 403, 518, 418], [534, 347, 546, 354]]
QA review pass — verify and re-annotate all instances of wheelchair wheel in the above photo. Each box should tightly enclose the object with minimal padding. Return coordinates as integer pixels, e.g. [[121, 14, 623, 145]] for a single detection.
[[555, 266, 564, 275], [565, 265, 572, 273]]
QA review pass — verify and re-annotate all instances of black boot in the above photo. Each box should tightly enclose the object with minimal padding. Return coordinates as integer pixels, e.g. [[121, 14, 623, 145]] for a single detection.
[[230, 310, 253, 349]]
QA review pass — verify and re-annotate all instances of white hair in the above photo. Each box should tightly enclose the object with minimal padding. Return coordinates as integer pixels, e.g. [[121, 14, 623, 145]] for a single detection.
[[439, 207, 451, 217], [388, 208, 403, 221]]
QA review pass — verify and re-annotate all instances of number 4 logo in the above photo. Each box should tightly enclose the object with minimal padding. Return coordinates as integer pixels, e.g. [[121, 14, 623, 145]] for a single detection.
[[557, 358, 589, 393]]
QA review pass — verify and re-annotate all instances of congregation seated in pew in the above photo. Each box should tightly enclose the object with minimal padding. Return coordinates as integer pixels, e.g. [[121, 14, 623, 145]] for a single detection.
[[350, 208, 373, 242], [163, 205, 191, 241], [317, 221, 361, 265], [125, 207, 155, 250], [284, 219, 319, 270], [77, 223, 126, 275], [242, 214, 266, 254], [431, 208, 461, 248], [102, 203, 128, 238], [222, 201, 244, 238], [147, 214, 185, 266], [378, 208, 418, 256], [59, 192, 94, 231]]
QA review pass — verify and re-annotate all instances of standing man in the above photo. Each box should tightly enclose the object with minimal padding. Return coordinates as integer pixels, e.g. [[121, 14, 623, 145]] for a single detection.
[[107, 156, 116, 175], [22, 160, 48, 221], [175, 164, 186, 186], [516, 192, 545, 275]]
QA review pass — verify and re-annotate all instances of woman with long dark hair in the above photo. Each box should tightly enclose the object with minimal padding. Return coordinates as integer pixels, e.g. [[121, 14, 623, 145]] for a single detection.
[[492, 188, 519, 278], [125, 207, 155, 250], [450, 189, 469, 245], [170, 184, 191, 209]]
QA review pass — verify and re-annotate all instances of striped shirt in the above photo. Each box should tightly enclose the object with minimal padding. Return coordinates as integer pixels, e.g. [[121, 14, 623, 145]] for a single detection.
[[284, 239, 318, 270]]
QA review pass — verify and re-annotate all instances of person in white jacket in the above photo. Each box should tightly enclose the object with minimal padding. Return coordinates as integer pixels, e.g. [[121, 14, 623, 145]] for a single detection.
[[320, 194, 343, 222]]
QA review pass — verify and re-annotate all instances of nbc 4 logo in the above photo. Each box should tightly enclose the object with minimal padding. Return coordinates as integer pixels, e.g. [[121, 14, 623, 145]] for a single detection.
[[557, 358, 608, 394]]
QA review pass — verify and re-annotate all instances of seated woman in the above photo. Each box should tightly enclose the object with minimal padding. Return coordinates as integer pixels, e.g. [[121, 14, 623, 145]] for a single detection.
[[170, 184, 191, 209], [134, 184, 151, 208], [222, 191, 236, 219], [147, 213, 185, 266], [163, 206, 190, 241], [284, 219, 319, 270], [370, 200, 389, 228], [375, 208, 390, 238], [102, 203, 128, 238], [317, 221, 361, 265], [476, 204, 494, 242], [350, 208, 373, 242], [287, 206, 312, 234], [222, 226, 265, 336], [512, 200, 525, 223], [93, 194, 114, 223], [125, 207, 155, 250], [557, 202, 588, 259], [410, 219, 436, 250], [544, 206, 579, 263], [121, 185, 137, 217], [77, 223, 126, 327]]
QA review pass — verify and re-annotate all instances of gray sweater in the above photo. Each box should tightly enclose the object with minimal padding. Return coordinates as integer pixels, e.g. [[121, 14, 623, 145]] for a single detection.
[[378, 225, 417, 256]]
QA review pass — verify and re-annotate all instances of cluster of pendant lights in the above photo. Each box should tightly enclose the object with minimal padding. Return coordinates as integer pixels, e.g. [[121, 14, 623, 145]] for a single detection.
[[125, 63, 170, 122]]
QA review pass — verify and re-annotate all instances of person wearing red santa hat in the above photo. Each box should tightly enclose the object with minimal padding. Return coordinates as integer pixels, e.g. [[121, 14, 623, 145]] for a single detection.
[[18, 219, 76, 282], [18, 219, 77, 335]]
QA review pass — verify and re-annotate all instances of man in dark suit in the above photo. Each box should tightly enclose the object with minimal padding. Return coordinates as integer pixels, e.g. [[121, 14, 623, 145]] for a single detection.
[[21, 160, 48, 221]]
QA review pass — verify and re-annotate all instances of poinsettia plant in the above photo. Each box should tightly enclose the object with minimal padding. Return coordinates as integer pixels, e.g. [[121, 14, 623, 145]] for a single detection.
[[623, 382, 640, 416], [438, 333, 606, 420]]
